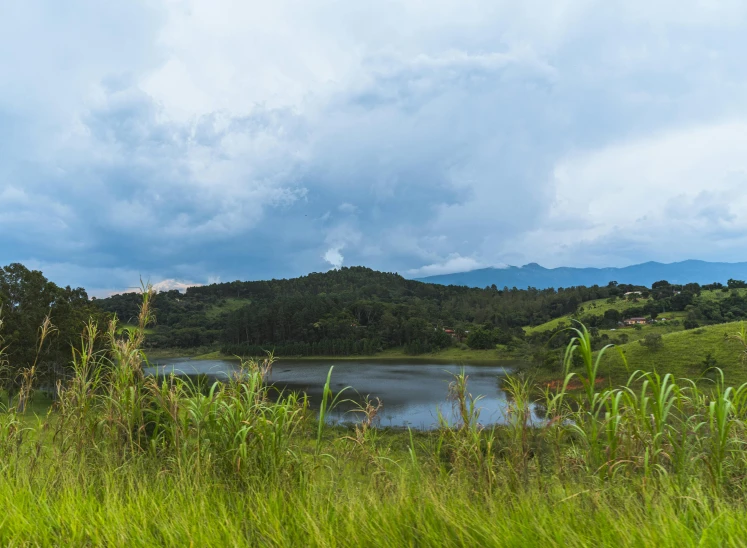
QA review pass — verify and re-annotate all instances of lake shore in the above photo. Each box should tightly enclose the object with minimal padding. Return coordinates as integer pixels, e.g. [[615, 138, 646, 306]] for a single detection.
[[144, 346, 531, 364]]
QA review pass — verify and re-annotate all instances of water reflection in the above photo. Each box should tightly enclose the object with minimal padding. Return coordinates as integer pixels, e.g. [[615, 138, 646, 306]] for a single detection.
[[145, 357, 542, 429]]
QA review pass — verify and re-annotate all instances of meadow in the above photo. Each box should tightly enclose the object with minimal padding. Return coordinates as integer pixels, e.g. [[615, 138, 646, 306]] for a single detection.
[[5, 290, 747, 545]]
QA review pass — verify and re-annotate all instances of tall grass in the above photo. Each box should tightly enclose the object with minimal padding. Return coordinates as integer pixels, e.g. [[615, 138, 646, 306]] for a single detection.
[[4, 295, 747, 544]]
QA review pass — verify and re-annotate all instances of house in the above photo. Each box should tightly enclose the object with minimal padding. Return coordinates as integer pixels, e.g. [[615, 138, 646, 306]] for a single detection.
[[624, 291, 642, 296], [623, 317, 648, 326]]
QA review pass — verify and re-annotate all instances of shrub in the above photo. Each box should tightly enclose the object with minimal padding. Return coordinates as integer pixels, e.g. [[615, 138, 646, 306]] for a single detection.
[[684, 319, 700, 330], [466, 329, 495, 350], [639, 333, 663, 351], [701, 351, 718, 372]]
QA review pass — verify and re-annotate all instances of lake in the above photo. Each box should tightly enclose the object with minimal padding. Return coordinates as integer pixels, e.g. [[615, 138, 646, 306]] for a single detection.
[[145, 358, 541, 429]]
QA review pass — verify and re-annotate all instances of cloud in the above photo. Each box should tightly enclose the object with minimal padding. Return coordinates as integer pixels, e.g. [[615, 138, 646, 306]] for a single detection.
[[502, 121, 747, 267], [407, 255, 488, 277], [323, 247, 345, 270], [151, 279, 201, 293], [3, 1, 747, 292]]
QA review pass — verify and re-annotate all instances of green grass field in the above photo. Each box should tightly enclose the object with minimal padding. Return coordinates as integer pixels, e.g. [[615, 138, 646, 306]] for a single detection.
[[204, 297, 251, 320], [1, 452, 744, 546], [596, 320, 747, 384], [699, 288, 747, 302], [524, 289, 745, 337], [115, 323, 155, 335], [524, 296, 653, 334], [598, 311, 688, 342], [163, 344, 529, 363]]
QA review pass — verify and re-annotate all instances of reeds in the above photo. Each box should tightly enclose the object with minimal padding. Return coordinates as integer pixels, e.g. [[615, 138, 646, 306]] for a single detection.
[[5, 295, 747, 543]]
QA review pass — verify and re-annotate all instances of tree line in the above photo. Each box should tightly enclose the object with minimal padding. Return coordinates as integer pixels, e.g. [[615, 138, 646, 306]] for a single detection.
[[6, 262, 747, 368], [0, 263, 106, 395], [95, 267, 643, 356]]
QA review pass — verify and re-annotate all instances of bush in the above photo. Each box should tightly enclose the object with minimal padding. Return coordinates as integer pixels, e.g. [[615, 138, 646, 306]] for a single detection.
[[466, 329, 495, 350], [639, 333, 664, 351], [701, 351, 718, 373]]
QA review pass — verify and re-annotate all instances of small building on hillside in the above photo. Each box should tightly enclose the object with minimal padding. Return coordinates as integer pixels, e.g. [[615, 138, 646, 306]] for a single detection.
[[623, 317, 648, 326]]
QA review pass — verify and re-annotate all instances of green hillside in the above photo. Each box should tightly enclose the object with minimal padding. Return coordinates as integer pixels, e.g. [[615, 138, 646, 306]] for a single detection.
[[699, 288, 747, 302], [94, 267, 620, 356], [597, 321, 747, 384], [526, 287, 747, 346], [525, 295, 653, 334], [204, 297, 251, 320], [91, 268, 747, 360]]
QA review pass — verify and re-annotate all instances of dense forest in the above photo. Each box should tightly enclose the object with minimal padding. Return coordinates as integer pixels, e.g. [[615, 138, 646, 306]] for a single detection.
[[5, 262, 747, 373], [0, 263, 105, 391], [95, 266, 649, 356]]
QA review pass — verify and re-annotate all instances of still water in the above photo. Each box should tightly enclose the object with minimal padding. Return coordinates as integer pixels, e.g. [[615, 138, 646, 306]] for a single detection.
[[145, 358, 541, 429]]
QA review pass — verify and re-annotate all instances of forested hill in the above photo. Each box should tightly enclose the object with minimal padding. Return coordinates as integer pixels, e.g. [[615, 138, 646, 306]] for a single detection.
[[94, 266, 637, 355], [5, 262, 747, 363]]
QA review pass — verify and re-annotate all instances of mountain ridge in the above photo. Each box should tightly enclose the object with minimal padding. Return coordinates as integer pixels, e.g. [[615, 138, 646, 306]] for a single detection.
[[415, 260, 747, 289]]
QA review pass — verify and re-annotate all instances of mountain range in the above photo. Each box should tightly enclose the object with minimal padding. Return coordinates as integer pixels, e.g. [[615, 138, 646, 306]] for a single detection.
[[415, 260, 747, 289]]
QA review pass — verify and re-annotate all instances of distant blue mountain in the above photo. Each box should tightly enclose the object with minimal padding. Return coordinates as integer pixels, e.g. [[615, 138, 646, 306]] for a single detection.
[[415, 260, 747, 289]]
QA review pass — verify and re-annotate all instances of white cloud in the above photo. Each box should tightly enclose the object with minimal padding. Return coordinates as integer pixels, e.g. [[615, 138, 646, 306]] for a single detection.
[[323, 247, 344, 270], [407, 254, 488, 277], [503, 121, 747, 266], [152, 279, 200, 293]]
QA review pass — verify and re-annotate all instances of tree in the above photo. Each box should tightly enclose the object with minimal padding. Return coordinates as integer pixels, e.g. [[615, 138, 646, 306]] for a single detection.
[[0, 263, 103, 395], [603, 309, 622, 328], [466, 329, 495, 350], [701, 352, 718, 373], [683, 319, 700, 330], [639, 333, 663, 351]]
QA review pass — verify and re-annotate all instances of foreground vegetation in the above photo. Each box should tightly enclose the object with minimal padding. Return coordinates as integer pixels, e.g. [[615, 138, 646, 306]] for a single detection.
[[2, 291, 747, 544]]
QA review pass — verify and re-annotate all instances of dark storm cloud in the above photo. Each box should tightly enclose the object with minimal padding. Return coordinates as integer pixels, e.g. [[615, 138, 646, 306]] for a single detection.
[[2, 1, 747, 292]]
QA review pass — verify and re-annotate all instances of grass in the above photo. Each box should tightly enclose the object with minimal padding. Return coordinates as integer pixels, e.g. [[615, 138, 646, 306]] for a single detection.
[[525, 296, 653, 334], [2, 464, 747, 546], [115, 323, 155, 335], [144, 347, 223, 360], [699, 288, 747, 302], [10, 292, 747, 544], [280, 345, 523, 362], [522, 290, 747, 336], [3, 461, 747, 546], [597, 311, 688, 343], [204, 297, 251, 320], [596, 321, 747, 384], [190, 350, 231, 360], [152, 345, 527, 363]]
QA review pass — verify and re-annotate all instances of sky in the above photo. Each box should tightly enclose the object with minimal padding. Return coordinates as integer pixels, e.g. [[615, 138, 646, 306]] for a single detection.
[[2, 0, 747, 296]]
